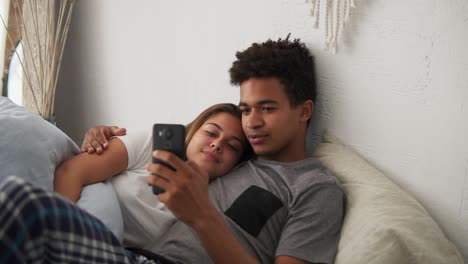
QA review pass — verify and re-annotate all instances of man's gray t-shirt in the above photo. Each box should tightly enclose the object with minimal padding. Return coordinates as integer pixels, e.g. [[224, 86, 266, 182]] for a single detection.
[[151, 157, 345, 264]]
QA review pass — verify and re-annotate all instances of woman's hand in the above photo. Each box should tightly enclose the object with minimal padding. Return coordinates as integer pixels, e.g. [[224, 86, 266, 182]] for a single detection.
[[81, 126, 126, 154], [146, 150, 213, 227]]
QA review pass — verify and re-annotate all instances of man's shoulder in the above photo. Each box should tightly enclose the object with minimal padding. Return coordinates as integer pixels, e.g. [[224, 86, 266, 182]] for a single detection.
[[229, 157, 341, 187], [306, 163, 341, 185]]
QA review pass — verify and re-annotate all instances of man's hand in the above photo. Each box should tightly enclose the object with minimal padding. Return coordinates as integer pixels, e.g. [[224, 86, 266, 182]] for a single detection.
[[146, 150, 212, 227], [81, 126, 126, 154], [147, 150, 260, 264]]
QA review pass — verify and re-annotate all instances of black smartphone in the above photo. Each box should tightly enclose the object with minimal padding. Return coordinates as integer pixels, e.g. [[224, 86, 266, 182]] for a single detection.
[[152, 124, 186, 194]]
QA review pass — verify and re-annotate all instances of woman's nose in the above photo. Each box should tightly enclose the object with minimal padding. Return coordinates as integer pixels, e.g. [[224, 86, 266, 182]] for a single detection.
[[210, 142, 222, 152]]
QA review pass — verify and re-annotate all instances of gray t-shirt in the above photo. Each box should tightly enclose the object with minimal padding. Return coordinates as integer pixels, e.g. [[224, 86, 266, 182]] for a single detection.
[[153, 157, 345, 264]]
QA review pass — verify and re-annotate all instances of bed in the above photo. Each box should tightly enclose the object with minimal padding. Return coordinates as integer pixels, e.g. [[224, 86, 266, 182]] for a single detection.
[[0, 96, 463, 263]]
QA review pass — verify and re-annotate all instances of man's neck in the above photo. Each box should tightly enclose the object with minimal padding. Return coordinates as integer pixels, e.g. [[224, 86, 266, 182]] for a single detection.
[[258, 147, 307, 163]]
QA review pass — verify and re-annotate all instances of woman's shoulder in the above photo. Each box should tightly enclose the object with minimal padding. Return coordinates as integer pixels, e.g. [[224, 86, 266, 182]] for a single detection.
[[116, 129, 153, 169]]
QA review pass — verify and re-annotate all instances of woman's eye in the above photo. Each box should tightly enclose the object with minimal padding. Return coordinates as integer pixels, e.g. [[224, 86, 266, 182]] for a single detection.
[[227, 144, 237, 151], [227, 143, 241, 152], [205, 131, 216, 137]]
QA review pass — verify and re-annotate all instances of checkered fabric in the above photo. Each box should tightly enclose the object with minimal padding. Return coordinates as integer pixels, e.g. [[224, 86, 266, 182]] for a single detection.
[[0, 175, 164, 264]]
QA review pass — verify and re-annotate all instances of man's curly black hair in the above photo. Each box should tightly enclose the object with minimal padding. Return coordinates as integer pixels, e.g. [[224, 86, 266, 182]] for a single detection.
[[229, 36, 317, 106]]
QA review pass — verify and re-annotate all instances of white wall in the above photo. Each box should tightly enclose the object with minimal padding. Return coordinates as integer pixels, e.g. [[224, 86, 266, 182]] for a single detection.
[[56, 0, 468, 260]]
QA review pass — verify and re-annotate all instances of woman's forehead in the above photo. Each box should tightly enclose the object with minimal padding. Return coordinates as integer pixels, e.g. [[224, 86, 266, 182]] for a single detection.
[[203, 114, 245, 139], [205, 112, 240, 125]]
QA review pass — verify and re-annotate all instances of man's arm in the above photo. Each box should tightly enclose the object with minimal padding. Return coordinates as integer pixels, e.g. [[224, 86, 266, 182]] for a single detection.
[[275, 256, 317, 264], [147, 150, 259, 264], [54, 138, 128, 202], [190, 202, 260, 264]]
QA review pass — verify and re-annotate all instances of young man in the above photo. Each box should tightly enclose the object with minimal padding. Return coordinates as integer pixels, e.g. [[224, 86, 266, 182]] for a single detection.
[[84, 37, 346, 264], [0, 37, 345, 264]]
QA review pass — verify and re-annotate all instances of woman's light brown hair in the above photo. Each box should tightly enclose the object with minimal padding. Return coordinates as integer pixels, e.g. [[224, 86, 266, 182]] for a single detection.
[[185, 103, 253, 162]]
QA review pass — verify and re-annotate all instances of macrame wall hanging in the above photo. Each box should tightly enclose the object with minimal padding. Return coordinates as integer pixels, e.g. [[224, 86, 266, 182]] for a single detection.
[[307, 0, 357, 53]]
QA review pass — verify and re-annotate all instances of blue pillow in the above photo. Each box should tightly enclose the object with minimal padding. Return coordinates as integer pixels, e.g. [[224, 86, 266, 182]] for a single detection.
[[0, 96, 123, 240]]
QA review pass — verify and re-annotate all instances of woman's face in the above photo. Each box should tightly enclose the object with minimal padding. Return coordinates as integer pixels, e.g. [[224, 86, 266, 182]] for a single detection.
[[186, 112, 247, 178]]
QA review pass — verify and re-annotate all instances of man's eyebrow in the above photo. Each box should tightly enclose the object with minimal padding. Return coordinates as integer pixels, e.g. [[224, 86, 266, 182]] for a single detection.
[[205, 123, 244, 145], [238, 100, 279, 107]]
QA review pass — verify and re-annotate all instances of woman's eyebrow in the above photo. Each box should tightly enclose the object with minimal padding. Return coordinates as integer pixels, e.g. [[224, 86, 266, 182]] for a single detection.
[[205, 123, 244, 146], [205, 122, 222, 131]]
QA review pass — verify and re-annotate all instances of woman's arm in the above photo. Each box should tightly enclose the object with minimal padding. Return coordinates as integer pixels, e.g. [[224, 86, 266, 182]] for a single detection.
[[54, 138, 128, 202]]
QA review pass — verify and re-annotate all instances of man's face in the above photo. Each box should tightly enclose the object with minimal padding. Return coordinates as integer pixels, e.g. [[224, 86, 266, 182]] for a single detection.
[[239, 77, 308, 162]]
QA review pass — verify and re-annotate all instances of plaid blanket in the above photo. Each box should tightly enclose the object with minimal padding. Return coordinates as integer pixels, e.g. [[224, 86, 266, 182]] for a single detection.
[[0, 175, 167, 264]]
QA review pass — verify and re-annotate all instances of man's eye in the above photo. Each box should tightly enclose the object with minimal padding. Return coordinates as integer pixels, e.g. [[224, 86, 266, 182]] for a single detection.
[[262, 107, 275, 112], [240, 108, 250, 114]]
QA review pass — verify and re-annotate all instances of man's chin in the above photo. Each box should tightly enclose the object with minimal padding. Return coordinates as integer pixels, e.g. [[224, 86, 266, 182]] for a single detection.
[[208, 174, 218, 180], [252, 146, 272, 157]]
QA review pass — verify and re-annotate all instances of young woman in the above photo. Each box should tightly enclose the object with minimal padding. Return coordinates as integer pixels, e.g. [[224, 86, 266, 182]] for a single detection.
[[53, 103, 253, 250], [0, 103, 252, 264], [54, 103, 253, 202]]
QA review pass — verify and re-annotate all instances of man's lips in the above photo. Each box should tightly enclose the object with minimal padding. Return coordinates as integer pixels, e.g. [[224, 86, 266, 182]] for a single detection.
[[248, 134, 268, 144], [202, 151, 219, 163]]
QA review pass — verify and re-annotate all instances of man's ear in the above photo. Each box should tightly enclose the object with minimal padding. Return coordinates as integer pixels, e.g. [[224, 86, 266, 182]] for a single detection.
[[299, 100, 314, 123]]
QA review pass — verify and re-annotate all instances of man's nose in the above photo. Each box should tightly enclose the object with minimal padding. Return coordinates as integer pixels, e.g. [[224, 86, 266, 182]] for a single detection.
[[246, 110, 264, 129]]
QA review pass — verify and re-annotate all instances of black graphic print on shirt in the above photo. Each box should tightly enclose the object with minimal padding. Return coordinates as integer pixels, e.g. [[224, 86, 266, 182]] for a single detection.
[[224, 185, 284, 237]]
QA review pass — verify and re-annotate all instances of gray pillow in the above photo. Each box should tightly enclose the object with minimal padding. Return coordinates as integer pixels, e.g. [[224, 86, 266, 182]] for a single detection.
[[0, 96, 123, 240], [77, 181, 123, 240], [0, 97, 79, 190]]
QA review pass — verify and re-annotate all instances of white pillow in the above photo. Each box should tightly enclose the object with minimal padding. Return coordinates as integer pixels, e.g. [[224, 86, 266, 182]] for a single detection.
[[313, 130, 463, 264]]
